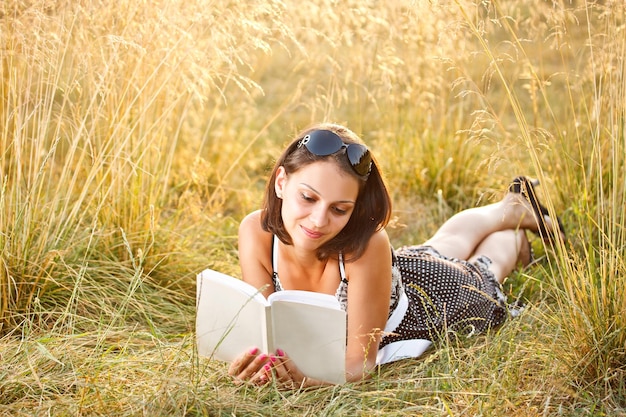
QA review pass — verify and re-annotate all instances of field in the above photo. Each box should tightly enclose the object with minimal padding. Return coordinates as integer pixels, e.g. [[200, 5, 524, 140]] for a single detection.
[[1, 0, 625, 415]]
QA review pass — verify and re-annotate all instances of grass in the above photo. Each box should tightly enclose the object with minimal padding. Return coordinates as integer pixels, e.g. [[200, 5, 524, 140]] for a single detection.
[[1, 0, 625, 415]]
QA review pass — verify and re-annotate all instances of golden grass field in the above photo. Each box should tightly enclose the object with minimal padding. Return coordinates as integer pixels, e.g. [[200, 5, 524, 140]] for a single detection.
[[1, 0, 625, 415]]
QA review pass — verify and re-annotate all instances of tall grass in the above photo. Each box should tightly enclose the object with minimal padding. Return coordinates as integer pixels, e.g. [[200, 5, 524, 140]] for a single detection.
[[0, 0, 285, 332], [550, 0, 626, 394], [1, 0, 625, 415], [451, 0, 626, 397]]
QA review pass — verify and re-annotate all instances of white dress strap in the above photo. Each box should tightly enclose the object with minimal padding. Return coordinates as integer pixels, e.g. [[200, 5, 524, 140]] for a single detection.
[[272, 235, 279, 275], [338, 252, 347, 282]]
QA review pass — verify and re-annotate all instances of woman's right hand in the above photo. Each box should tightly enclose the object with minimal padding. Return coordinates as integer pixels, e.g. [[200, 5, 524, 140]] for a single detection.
[[228, 347, 272, 385]]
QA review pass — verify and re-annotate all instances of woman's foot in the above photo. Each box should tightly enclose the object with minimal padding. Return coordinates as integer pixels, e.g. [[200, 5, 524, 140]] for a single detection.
[[506, 176, 566, 243]]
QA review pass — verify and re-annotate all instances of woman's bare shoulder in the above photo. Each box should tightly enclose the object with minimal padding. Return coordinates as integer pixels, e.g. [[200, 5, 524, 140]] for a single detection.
[[238, 210, 269, 239], [239, 210, 273, 251], [346, 229, 392, 271], [360, 229, 392, 258], [238, 210, 274, 291]]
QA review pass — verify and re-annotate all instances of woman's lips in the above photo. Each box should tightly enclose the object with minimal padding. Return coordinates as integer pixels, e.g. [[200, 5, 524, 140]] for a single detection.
[[301, 225, 323, 239]]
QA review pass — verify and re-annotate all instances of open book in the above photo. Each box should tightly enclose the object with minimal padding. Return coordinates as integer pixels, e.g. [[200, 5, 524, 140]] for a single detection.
[[196, 268, 347, 384]]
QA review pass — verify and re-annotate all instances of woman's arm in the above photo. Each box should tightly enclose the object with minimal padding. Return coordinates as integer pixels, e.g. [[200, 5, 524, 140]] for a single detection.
[[237, 210, 274, 297], [343, 229, 393, 381], [228, 210, 275, 383]]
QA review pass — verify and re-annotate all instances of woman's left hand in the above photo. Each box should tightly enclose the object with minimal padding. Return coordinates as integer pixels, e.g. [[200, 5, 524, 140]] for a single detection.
[[267, 349, 304, 389], [266, 349, 328, 390]]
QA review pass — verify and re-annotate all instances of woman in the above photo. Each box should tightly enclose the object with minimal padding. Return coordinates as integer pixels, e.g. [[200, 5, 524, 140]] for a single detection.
[[228, 123, 564, 388]]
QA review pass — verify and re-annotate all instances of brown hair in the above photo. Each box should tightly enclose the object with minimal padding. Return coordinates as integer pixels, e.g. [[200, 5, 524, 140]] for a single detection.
[[261, 123, 392, 261]]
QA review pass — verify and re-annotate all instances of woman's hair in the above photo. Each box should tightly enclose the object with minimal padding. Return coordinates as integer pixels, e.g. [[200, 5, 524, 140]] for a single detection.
[[261, 122, 392, 261]]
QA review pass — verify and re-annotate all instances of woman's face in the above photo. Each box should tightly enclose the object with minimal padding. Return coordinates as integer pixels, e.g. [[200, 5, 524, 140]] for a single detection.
[[275, 160, 360, 252]]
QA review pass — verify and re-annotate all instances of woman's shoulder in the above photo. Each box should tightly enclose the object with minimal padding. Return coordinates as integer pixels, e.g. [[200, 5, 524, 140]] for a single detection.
[[238, 210, 274, 289], [344, 228, 393, 292], [347, 229, 391, 266], [239, 210, 272, 250], [239, 210, 268, 236], [367, 228, 392, 252]]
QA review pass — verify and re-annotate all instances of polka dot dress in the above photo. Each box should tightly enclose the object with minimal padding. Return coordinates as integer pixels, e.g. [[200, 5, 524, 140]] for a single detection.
[[270, 236, 515, 361], [379, 245, 510, 348]]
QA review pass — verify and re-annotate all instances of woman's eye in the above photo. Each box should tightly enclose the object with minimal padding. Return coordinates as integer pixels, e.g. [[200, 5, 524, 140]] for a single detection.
[[333, 206, 348, 215], [300, 193, 314, 202]]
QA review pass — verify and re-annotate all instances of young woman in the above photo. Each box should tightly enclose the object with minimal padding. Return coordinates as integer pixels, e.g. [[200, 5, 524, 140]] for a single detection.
[[228, 123, 564, 388]]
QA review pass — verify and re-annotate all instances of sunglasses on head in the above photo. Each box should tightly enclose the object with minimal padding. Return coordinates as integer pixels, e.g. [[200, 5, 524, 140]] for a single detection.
[[297, 130, 372, 177]]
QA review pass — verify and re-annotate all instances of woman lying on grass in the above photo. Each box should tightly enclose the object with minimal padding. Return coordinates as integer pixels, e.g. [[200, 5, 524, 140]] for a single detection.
[[228, 122, 565, 388]]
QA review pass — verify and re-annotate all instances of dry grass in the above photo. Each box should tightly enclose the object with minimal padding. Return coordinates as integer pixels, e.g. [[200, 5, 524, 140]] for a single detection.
[[1, 0, 625, 415]]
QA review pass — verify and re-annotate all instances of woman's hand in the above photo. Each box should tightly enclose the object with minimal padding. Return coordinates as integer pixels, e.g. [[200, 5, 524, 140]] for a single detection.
[[228, 347, 328, 389], [228, 347, 272, 385], [266, 349, 314, 389]]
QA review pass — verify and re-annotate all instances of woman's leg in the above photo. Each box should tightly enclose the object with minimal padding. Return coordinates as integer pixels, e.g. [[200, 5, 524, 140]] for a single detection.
[[422, 192, 543, 260], [467, 229, 530, 283]]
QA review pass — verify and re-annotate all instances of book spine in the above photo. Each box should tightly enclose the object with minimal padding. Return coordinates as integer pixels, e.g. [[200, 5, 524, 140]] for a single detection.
[[263, 305, 273, 353]]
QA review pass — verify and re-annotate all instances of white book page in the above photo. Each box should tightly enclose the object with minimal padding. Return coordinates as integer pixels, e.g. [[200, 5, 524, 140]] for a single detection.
[[270, 298, 346, 384], [196, 269, 269, 361], [268, 289, 341, 310]]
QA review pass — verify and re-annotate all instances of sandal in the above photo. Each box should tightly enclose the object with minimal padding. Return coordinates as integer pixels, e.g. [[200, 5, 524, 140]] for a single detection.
[[508, 176, 566, 243]]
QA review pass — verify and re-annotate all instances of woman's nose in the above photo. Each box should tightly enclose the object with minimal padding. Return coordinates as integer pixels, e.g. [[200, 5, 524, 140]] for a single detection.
[[309, 205, 328, 228]]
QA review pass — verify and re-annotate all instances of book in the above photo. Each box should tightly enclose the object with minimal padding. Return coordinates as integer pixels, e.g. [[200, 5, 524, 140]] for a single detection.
[[196, 268, 347, 384]]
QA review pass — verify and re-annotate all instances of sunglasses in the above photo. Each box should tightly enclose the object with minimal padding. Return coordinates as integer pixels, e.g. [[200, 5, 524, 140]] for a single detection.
[[297, 130, 372, 177]]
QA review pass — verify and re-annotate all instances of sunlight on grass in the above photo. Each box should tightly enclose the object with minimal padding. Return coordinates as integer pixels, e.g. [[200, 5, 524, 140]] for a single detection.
[[1, 0, 625, 415]]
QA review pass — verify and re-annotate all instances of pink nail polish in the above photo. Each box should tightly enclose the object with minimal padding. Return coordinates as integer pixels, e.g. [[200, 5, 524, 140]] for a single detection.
[[258, 353, 268, 361], [264, 363, 271, 371], [249, 347, 259, 355], [276, 348, 284, 357], [269, 355, 277, 363]]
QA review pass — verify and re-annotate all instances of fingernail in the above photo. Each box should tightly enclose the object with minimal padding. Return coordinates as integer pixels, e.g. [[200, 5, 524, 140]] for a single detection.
[[269, 355, 277, 363], [263, 363, 271, 373], [276, 348, 284, 357], [258, 353, 268, 361], [249, 347, 259, 355]]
